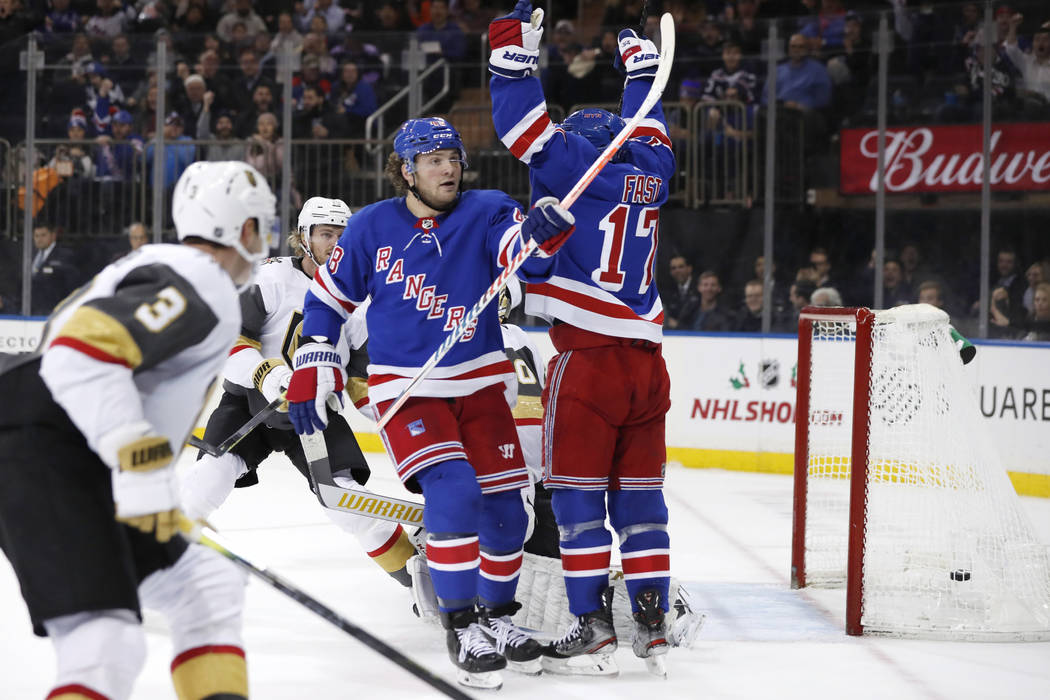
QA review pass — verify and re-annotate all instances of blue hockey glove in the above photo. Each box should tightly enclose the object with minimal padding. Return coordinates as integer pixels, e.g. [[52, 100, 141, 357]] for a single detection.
[[286, 339, 346, 435], [523, 196, 574, 257], [614, 29, 660, 79], [489, 0, 544, 79]]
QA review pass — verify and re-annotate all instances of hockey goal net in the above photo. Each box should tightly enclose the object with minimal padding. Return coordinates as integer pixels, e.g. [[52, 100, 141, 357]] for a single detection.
[[791, 304, 1050, 640]]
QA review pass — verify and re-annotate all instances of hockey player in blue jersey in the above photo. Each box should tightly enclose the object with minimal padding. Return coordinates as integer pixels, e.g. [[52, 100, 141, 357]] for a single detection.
[[489, 1, 677, 677], [285, 116, 576, 690]]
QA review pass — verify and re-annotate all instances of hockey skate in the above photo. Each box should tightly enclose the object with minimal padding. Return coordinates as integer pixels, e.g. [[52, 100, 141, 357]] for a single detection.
[[443, 608, 507, 690], [668, 585, 705, 649], [632, 588, 670, 679], [479, 601, 544, 676], [541, 587, 619, 677]]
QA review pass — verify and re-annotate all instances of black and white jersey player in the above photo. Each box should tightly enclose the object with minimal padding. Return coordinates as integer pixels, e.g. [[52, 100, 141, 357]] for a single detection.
[[0, 161, 275, 700], [180, 196, 422, 587]]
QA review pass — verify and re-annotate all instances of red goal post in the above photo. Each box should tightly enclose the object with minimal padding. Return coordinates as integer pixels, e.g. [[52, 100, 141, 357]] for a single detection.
[[791, 305, 1050, 640]]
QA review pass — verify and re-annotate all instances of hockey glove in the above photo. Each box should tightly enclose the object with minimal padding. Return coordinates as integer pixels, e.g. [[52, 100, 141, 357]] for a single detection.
[[286, 339, 346, 435], [488, 0, 544, 79], [614, 29, 660, 80], [523, 196, 575, 257], [252, 358, 292, 412], [99, 420, 183, 543]]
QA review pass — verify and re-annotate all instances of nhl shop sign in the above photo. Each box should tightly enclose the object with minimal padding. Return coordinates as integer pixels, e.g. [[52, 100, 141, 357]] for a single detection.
[[839, 123, 1050, 194]]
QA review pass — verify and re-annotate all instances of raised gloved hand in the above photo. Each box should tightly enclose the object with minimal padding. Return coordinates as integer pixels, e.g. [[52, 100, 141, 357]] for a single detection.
[[614, 28, 660, 80], [286, 338, 346, 435], [99, 420, 183, 542], [523, 196, 575, 257], [488, 0, 544, 79], [252, 358, 292, 412]]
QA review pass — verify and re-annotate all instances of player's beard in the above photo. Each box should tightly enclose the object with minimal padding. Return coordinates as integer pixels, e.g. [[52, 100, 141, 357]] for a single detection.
[[411, 175, 460, 213]]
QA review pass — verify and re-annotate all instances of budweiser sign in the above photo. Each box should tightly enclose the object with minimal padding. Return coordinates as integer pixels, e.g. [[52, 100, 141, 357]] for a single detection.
[[840, 123, 1050, 194]]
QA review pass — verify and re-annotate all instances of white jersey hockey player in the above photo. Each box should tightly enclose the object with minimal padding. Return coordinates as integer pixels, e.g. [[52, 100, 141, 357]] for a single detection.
[[0, 161, 274, 700], [180, 196, 421, 586]]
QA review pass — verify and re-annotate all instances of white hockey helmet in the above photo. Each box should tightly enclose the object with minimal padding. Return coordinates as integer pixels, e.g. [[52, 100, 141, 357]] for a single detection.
[[297, 196, 351, 265], [172, 161, 277, 264]]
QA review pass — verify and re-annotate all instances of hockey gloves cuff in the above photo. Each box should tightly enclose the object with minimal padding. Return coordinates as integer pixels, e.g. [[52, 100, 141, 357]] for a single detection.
[[253, 358, 292, 412], [523, 196, 575, 257], [615, 29, 660, 80], [489, 0, 544, 79], [286, 340, 346, 435], [100, 420, 183, 543]]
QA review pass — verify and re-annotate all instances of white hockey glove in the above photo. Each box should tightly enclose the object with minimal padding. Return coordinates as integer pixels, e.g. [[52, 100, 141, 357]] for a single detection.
[[99, 420, 184, 543], [488, 0, 544, 79], [252, 357, 292, 412], [286, 339, 346, 435], [615, 29, 660, 80]]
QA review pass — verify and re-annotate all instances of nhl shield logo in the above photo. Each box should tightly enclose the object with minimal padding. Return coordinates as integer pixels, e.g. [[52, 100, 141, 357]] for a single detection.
[[760, 359, 780, 388], [421, 217, 434, 230]]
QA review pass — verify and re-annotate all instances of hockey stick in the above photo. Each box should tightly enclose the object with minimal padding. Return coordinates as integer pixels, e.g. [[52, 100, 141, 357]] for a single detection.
[[375, 12, 676, 432], [300, 431, 425, 527], [182, 524, 470, 700], [187, 395, 285, 457]]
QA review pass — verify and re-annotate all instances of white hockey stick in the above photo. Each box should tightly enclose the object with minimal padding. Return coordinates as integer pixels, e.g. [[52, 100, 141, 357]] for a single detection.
[[376, 12, 676, 432]]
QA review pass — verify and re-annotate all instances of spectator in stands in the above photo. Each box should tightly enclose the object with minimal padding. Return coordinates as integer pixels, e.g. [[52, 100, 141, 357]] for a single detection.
[[271, 11, 304, 75], [454, 0, 498, 34], [235, 83, 276, 139], [301, 31, 337, 76], [232, 47, 276, 110], [1012, 282, 1050, 341], [693, 18, 726, 75], [105, 33, 142, 98], [145, 113, 195, 188], [702, 39, 758, 104], [941, 27, 1021, 121], [690, 271, 733, 332], [898, 242, 933, 290], [601, 0, 647, 33], [776, 279, 817, 332], [50, 114, 95, 180], [245, 112, 284, 179], [200, 105, 242, 162], [123, 221, 148, 254], [303, 0, 347, 37], [177, 74, 208, 137], [548, 18, 577, 64], [174, 2, 211, 58], [799, 0, 847, 51], [987, 247, 1027, 319], [145, 29, 187, 75], [883, 259, 913, 307], [94, 109, 142, 181], [331, 61, 377, 138], [809, 246, 833, 289], [810, 286, 843, 308], [293, 55, 333, 107], [545, 41, 602, 111], [763, 33, 832, 113], [663, 254, 700, 330], [826, 11, 872, 120], [733, 279, 766, 332], [85, 63, 124, 134], [132, 79, 160, 137], [293, 85, 348, 140], [197, 49, 234, 112], [85, 0, 127, 39], [729, 0, 763, 55], [59, 32, 95, 79], [988, 279, 1050, 341], [45, 0, 79, 35], [1004, 13, 1050, 113], [1022, 260, 1050, 315], [917, 280, 947, 310], [30, 224, 80, 316], [217, 0, 267, 44], [306, 13, 330, 38], [417, 0, 467, 68]]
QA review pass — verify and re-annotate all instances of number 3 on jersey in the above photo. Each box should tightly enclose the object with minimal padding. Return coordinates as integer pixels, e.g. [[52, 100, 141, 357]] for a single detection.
[[592, 205, 659, 294]]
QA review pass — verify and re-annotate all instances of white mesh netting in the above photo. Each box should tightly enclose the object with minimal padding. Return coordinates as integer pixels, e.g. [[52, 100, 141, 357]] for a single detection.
[[801, 305, 1050, 640]]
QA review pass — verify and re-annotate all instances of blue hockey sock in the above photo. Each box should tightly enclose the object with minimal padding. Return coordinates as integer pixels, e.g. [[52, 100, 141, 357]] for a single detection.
[[477, 489, 527, 608], [552, 489, 612, 617], [417, 460, 482, 612], [609, 489, 670, 612]]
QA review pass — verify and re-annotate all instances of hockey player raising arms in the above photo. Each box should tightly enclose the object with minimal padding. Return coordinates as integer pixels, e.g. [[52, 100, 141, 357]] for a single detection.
[[0, 161, 274, 700], [285, 117, 576, 690], [179, 196, 421, 590], [489, 2, 676, 677]]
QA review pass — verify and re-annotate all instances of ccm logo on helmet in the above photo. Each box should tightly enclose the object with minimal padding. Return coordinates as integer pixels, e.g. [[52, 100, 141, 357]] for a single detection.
[[500, 49, 538, 66]]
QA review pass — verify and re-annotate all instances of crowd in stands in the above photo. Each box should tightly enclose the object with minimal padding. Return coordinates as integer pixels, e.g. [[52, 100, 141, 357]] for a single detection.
[[657, 244, 1050, 341]]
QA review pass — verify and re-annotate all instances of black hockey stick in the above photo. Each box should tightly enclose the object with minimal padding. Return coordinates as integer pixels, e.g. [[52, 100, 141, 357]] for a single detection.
[[187, 395, 284, 457], [182, 524, 470, 700], [300, 432, 425, 527]]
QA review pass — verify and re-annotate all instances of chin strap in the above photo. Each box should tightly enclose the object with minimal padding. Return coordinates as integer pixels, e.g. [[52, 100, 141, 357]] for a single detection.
[[408, 185, 460, 213]]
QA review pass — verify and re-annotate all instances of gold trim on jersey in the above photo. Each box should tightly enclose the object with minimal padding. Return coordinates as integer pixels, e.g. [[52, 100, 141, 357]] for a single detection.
[[235, 334, 263, 351], [56, 306, 144, 369], [511, 395, 543, 420], [348, 375, 369, 407]]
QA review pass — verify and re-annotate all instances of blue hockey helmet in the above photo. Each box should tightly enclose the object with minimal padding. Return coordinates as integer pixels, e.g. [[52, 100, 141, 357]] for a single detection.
[[394, 117, 468, 173], [560, 109, 626, 151]]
